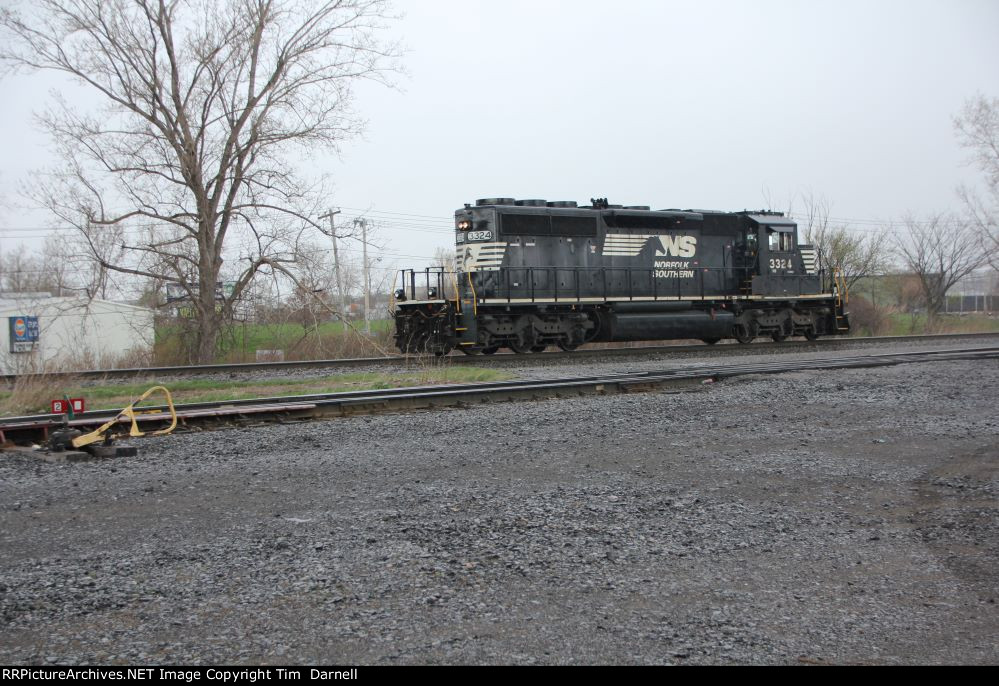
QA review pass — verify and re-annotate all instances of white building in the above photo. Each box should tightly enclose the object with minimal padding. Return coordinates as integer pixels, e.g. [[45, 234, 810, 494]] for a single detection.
[[0, 293, 155, 374]]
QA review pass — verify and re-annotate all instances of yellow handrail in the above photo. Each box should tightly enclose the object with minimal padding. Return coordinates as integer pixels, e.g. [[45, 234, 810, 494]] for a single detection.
[[831, 267, 849, 308], [466, 271, 478, 315]]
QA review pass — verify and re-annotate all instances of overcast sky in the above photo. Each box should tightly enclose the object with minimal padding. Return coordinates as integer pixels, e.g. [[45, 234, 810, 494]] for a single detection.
[[1, 0, 998, 273]]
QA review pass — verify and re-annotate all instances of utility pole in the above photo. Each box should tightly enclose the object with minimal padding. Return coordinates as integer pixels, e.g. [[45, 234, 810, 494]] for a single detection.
[[354, 217, 370, 335], [318, 209, 347, 323]]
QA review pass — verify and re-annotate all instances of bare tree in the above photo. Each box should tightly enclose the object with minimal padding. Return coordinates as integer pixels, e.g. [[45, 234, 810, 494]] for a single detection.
[[0, 235, 130, 297], [285, 239, 336, 331], [47, 225, 132, 299], [0, 244, 50, 293], [794, 192, 891, 290], [34, 236, 78, 296], [1, 0, 397, 363], [893, 213, 989, 320], [954, 94, 999, 271], [882, 272, 925, 312], [431, 245, 457, 273], [428, 244, 460, 300]]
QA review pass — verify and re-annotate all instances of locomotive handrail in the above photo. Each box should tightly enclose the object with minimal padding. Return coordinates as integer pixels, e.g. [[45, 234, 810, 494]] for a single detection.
[[466, 271, 477, 314], [836, 268, 850, 306], [398, 267, 448, 302], [396, 266, 829, 303]]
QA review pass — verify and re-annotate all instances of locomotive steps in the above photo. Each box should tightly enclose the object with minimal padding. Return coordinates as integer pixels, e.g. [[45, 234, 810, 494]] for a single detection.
[[2, 344, 997, 452]]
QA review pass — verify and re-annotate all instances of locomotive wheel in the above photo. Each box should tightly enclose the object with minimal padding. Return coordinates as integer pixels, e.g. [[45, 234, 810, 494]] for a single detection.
[[556, 341, 579, 352], [701, 337, 721, 345], [460, 347, 482, 355], [509, 328, 534, 354], [733, 324, 754, 344], [804, 328, 819, 342], [481, 346, 499, 355], [508, 337, 531, 354], [772, 317, 793, 343], [530, 344, 547, 353]]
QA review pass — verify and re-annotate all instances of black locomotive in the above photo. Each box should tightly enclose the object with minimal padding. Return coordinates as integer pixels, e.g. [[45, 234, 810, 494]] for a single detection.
[[393, 198, 849, 354]]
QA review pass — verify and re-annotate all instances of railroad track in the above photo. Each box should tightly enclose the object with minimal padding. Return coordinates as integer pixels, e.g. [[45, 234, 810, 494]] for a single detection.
[[2, 344, 996, 449], [3, 331, 999, 382]]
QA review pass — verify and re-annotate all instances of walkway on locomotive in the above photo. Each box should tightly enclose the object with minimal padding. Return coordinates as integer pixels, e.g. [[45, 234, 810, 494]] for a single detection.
[[396, 201, 832, 305]]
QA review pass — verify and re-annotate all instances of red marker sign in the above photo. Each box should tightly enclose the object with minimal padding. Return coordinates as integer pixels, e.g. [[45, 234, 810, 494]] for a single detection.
[[51, 398, 85, 414]]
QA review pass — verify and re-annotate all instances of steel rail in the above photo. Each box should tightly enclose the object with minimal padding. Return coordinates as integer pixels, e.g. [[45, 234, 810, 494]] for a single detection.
[[291, 345, 999, 412], [3, 331, 999, 382], [0, 369, 655, 428], [1, 345, 996, 442]]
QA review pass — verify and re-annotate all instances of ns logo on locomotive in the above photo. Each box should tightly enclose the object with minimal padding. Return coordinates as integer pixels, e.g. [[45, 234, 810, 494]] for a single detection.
[[393, 197, 850, 355]]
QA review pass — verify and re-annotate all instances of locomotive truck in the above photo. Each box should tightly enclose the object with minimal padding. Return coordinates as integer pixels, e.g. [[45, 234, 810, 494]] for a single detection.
[[393, 198, 849, 355]]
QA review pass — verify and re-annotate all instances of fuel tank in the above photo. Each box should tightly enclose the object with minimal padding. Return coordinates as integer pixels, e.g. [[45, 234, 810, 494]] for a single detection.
[[599, 309, 734, 341]]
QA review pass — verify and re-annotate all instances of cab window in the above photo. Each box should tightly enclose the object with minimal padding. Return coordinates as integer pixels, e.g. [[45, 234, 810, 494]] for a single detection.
[[768, 228, 794, 252], [768, 229, 781, 251]]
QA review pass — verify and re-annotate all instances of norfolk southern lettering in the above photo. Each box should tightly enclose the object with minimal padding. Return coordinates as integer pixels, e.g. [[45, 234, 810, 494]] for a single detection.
[[394, 197, 850, 353]]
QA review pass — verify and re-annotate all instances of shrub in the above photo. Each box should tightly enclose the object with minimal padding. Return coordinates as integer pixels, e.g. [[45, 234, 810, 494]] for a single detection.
[[0, 366, 81, 416], [847, 296, 891, 336]]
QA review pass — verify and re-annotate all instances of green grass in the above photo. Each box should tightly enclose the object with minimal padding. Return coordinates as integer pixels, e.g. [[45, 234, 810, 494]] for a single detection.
[[155, 319, 396, 364], [0, 366, 512, 415], [225, 320, 393, 350], [155, 320, 393, 348], [847, 311, 999, 337], [878, 312, 999, 336]]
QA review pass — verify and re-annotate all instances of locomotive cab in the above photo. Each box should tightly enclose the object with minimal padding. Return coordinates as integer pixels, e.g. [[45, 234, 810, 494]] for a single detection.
[[739, 214, 823, 299], [763, 222, 796, 275]]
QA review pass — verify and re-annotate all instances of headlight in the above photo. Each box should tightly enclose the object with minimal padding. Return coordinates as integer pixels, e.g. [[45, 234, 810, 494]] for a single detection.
[[457, 220, 472, 231], [427, 286, 438, 299]]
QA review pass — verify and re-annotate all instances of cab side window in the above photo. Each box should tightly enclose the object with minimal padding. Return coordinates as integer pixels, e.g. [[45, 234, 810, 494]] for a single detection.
[[768, 228, 794, 252], [780, 232, 794, 252], [769, 229, 781, 251]]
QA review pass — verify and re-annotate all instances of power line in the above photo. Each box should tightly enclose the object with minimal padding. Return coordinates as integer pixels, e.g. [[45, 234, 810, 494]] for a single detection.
[[2, 204, 984, 253], [0, 217, 455, 236], [336, 206, 454, 221]]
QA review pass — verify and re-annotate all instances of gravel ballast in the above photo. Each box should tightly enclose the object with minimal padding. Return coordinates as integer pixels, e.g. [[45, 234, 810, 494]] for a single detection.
[[1, 357, 997, 664]]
